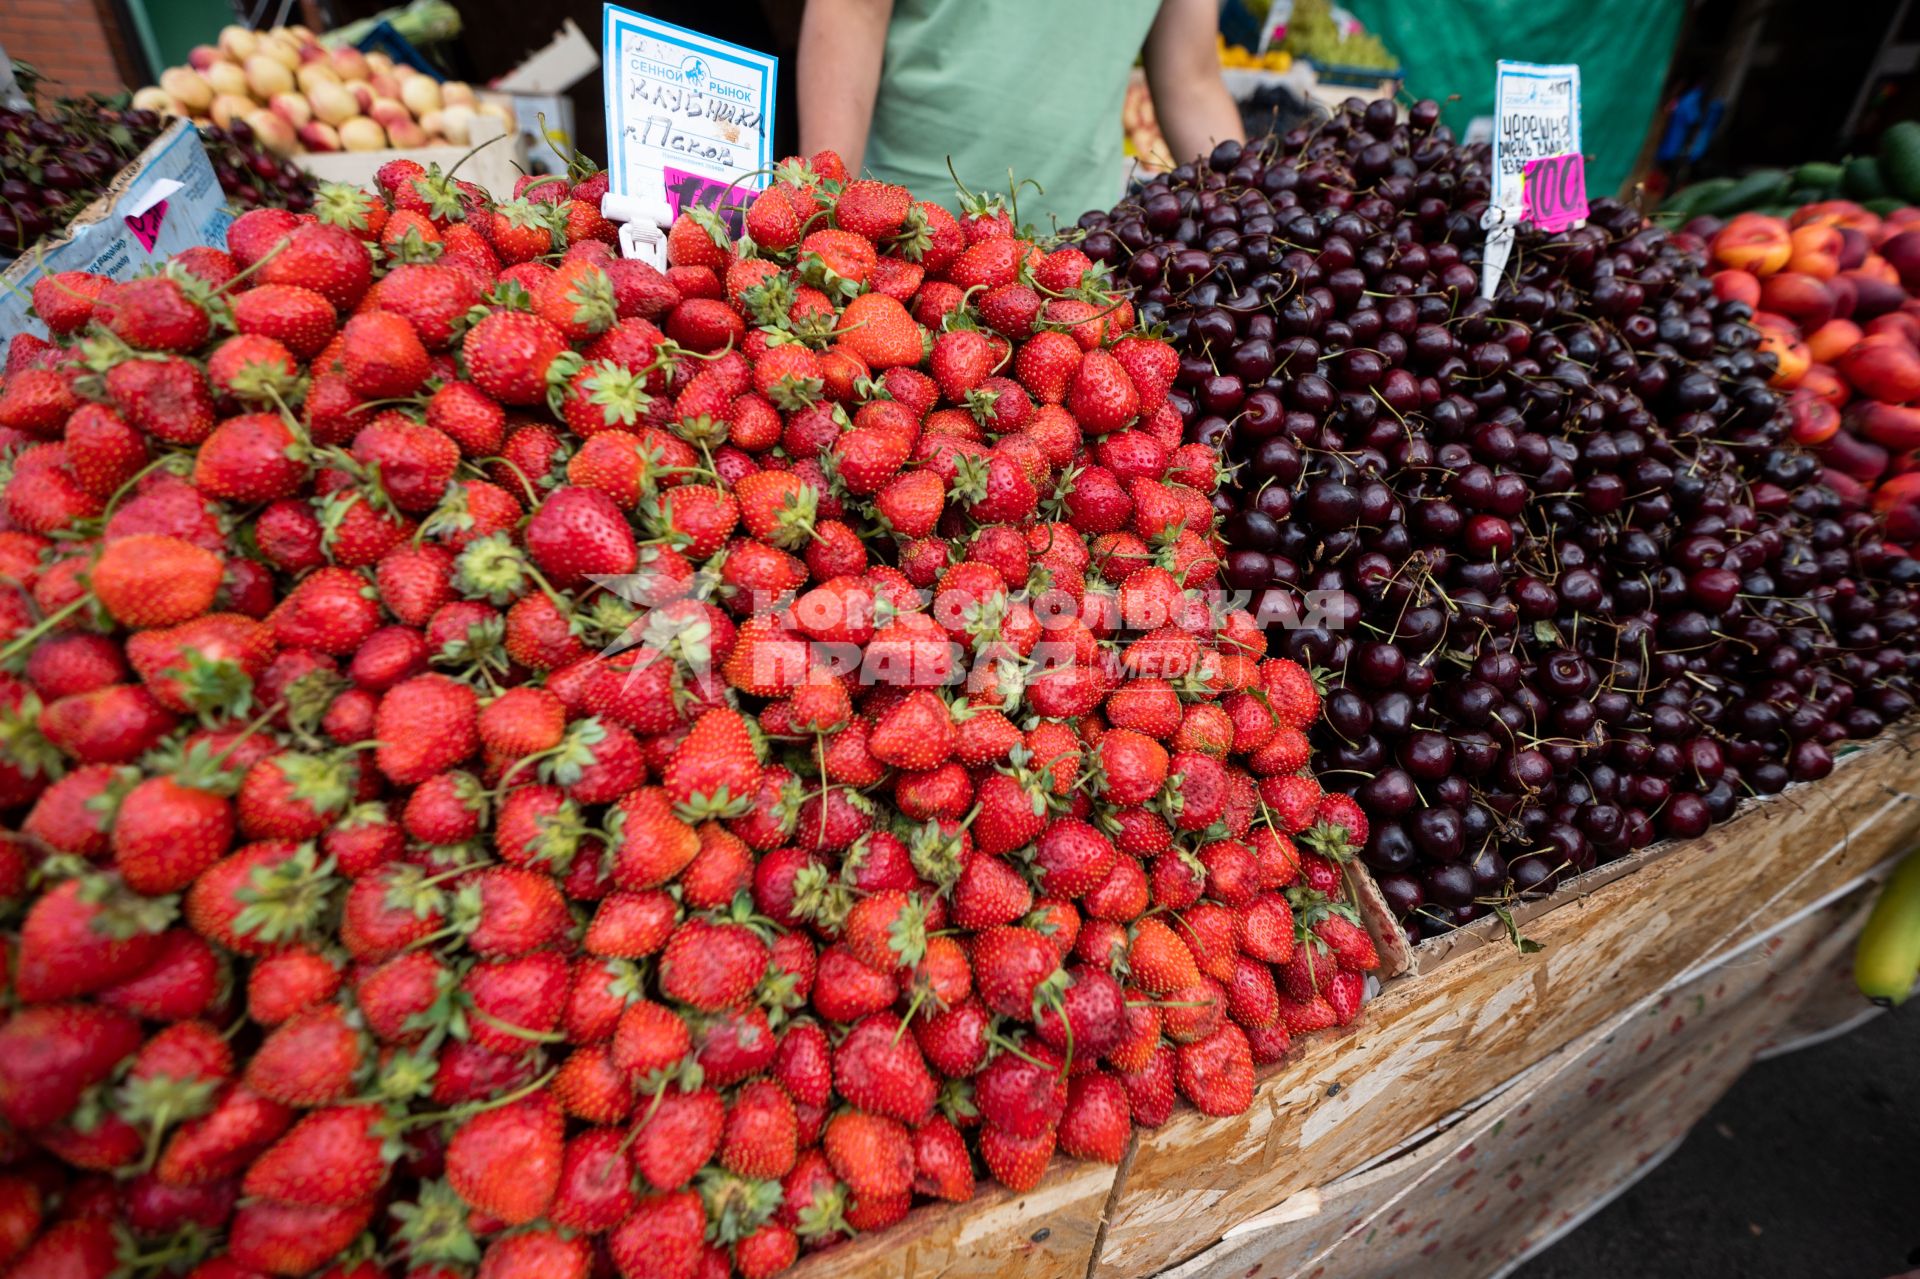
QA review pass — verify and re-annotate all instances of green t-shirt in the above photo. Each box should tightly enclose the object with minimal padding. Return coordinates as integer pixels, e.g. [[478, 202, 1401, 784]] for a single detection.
[[864, 0, 1164, 232]]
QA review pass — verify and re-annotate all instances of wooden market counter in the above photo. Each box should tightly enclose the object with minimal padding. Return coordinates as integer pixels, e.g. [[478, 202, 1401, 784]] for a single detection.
[[790, 726, 1920, 1279]]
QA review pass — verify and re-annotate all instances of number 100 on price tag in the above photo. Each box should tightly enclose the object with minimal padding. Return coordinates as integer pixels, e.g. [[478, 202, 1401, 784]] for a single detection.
[[1523, 152, 1588, 232]]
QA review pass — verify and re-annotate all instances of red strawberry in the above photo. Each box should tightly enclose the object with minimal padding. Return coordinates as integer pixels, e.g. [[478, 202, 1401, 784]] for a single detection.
[[970, 925, 1062, 1021], [0, 1003, 142, 1129], [3, 1220, 115, 1279], [92, 533, 223, 628], [193, 412, 307, 502], [481, 1228, 592, 1279], [831, 1012, 937, 1126], [103, 351, 214, 445], [658, 918, 768, 1011], [1313, 913, 1380, 972], [111, 773, 235, 895], [549, 1127, 638, 1230], [745, 184, 804, 250], [98, 276, 211, 353], [1059, 1070, 1131, 1162], [245, 1004, 362, 1105], [732, 469, 819, 551], [1030, 819, 1118, 899], [1264, 657, 1323, 728], [836, 292, 924, 369], [975, 1038, 1067, 1138], [610, 1190, 707, 1279], [979, 1122, 1054, 1192], [31, 270, 109, 335], [230, 284, 337, 359], [340, 311, 429, 399], [1275, 992, 1339, 1036], [1175, 1022, 1254, 1116], [373, 674, 479, 785], [0, 367, 79, 436], [663, 707, 761, 821], [1240, 893, 1297, 963], [866, 689, 956, 770], [352, 416, 459, 512], [718, 1079, 799, 1179], [446, 1092, 563, 1224], [248, 946, 342, 1025], [533, 257, 619, 341], [1128, 917, 1202, 994], [632, 1085, 724, 1192], [15, 875, 171, 1003], [822, 1110, 912, 1203], [873, 469, 945, 538], [1118, 1042, 1178, 1127], [258, 222, 373, 309], [930, 329, 996, 402], [910, 1114, 975, 1201], [464, 310, 568, 406], [1326, 969, 1366, 1024], [836, 179, 911, 238], [242, 1104, 391, 1206], [950, 846, 1033, 931], [1068, 349, 1141, 435], [666, 208, 732, 268]]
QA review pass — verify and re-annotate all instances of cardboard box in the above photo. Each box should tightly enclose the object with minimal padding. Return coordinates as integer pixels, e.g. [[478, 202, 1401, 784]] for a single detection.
[[491, 20, 599, 178], [292, 113, 525, 198], [0, 121, 232, 341]]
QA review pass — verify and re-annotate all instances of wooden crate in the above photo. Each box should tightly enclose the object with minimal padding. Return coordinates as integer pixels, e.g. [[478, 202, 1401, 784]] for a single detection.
[[789, 727, 1920, 1279]]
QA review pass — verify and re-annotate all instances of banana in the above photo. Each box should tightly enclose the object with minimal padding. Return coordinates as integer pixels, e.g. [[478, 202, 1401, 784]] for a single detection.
[[1854, 848, 1920, 1005]]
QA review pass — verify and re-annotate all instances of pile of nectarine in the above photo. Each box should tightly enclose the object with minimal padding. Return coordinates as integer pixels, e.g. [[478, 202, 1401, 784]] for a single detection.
[[1692, 201, 1920, 545]]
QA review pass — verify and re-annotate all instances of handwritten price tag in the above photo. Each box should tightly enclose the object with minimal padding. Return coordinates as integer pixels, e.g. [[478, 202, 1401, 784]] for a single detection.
[[1522, 152, 1587, 232], [663, 165, 748, 236], [602, 7, 777, 212]]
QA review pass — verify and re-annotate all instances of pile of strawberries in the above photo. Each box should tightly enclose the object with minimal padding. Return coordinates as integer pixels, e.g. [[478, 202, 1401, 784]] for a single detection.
[[0, 149, 1380, 1279]]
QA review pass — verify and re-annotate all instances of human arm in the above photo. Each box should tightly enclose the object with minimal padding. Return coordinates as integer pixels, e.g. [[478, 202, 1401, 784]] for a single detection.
[[1140, 0, 1245, 167], [797, 0, 894, 176]]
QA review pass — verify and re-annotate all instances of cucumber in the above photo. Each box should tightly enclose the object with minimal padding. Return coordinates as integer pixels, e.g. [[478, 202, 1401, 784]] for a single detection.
[[1662, 177, 1734, 215], [1866, 195, 1907, 216], [1698, 167, 1790, 216], [1843, 154, 1888, 200], [1878, 120, 1920, 203], [1784, 187, 1829, 208], [1855, 849, 1920, 1005], [1796, 160, 1844, 190]]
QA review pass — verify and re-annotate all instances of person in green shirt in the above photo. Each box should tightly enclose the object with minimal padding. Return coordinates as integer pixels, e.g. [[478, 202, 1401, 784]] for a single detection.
[[797, 0, 1244, 231]]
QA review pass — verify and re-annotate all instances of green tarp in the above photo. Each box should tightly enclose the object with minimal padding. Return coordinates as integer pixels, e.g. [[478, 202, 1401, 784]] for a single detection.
[[1343, 0, 1686, 196]]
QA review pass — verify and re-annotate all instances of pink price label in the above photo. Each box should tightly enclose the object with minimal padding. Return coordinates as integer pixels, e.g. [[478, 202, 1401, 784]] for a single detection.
[[1522, 153, 1587, 232], [663, 166, 750, 237], [124, 199, 169, 253]]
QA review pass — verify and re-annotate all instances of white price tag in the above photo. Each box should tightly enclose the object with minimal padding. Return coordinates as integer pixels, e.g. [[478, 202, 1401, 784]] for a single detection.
[[601, 6, 777, 216], [1483, 60, 1581, 297]]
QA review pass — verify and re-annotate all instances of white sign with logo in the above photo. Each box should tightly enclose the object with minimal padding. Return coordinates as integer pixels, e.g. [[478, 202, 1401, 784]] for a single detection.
[[601, 6, 777, 210]]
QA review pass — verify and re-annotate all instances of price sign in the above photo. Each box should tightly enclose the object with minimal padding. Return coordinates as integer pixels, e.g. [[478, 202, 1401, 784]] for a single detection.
[[1522, 152, 1588, 233], [602, 6, 778, 215], [1482, 60, 1581, 296]]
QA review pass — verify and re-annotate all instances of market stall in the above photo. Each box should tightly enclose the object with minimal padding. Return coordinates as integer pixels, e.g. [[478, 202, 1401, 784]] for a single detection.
[[782, 728, 1920, 1279], [1, 5, 1919, 1279]]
